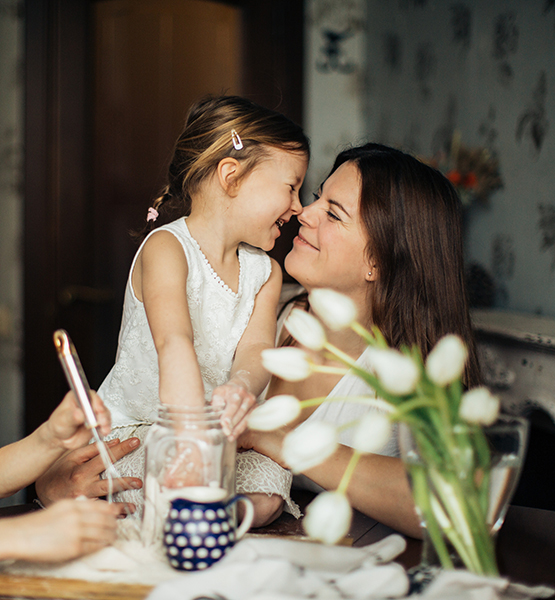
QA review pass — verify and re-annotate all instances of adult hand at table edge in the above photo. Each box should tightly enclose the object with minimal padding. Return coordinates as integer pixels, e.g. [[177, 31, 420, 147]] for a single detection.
[[0, 499, 119, 562], [35, 437, 143, 509]]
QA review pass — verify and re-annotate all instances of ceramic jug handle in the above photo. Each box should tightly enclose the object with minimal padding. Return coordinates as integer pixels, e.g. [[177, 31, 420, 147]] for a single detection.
[[229, 494, 254, 540]]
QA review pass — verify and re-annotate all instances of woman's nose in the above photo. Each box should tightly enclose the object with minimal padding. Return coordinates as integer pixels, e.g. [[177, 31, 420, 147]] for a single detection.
[[297, 200, 317, 227]]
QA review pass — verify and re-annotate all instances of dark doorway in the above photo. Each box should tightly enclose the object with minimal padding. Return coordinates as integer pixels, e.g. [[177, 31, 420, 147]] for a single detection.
[[24, 0, 304, 438]]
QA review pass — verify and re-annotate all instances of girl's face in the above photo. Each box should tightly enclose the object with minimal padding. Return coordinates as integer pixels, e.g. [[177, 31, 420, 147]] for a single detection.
[[285, 161, 372, 295], [235, 147, 307, 252]]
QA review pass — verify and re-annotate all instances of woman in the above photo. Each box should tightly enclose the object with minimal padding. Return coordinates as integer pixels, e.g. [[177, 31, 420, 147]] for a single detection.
[[36, 143, 480, 538], [238, 142, 480, 537]]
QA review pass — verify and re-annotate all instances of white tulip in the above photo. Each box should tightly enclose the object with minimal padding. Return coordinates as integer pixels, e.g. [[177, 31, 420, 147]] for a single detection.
[[426, 334, 468, 387], [247, 395, 301, 431], [303, 491, 352, 545], [284, 308, 327, 351], [309, 288, 358, 331], [261, 348, 313, 381], [282, 421, 338, 473], [459, 387, 500, 426], [367, 348, 420, 395], [352, 412, 393, 454]]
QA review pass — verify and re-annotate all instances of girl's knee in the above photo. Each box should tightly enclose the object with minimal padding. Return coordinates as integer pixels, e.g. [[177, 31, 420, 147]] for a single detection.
[[241, 493, 285, 528]]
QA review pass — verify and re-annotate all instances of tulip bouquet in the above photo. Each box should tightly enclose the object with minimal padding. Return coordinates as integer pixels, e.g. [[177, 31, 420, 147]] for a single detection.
[[248, 288, 504, 576]]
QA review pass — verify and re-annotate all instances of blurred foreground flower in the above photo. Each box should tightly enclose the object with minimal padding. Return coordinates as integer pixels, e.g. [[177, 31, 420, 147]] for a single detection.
[[282, 421, 338, 473], [352, 412, 392, 454], [262, 348, 314, 381], [284, 308, 327, 351], [459, 387, 500, 426], [425, 334, 468, 386], [367, 348, 419, 395], [303, 491, 352, 545], [309, 288, 357, 330], [248, 395, 301, 431]]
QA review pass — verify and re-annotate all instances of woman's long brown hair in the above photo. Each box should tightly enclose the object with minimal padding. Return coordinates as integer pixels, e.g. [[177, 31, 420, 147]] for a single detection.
[[327, 143, 481, 388]]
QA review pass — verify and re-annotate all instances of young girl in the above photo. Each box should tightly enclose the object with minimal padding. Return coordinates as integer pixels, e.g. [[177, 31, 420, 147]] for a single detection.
[[97, 95, 309, 523], [0, 390, 120, 562]]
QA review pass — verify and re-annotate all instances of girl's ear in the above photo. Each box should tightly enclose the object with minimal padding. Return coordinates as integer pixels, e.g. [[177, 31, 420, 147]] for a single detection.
[[217, 157, 241, 196]]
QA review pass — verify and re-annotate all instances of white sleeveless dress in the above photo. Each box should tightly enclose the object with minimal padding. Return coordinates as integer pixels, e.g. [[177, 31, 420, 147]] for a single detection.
[[98, 218, 295, 515]]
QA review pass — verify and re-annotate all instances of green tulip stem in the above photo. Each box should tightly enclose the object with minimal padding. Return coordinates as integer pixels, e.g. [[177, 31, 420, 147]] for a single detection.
[[337, 450, 361, 495], [349, 321, 381, 347], [312, 365, 349, 376]]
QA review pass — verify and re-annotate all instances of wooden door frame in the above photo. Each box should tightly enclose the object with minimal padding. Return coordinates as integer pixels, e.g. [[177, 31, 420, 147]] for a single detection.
[[24, 0, 305, 436]]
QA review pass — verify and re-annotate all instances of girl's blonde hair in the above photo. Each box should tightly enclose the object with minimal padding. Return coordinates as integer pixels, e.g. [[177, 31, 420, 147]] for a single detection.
[[136, 95, 309, 240]]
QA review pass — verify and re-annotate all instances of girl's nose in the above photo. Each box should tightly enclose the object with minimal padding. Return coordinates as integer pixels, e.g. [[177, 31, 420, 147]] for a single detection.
[[290, 193, 302, 216]]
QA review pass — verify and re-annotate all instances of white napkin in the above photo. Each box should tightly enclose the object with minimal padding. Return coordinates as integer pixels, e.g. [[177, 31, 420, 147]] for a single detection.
[[146, 534, 410, 600], [417, 570, 555, 600]]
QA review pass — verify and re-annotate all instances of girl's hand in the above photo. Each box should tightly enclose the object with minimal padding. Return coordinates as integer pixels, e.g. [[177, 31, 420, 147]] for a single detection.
[[0, 499, 119, 562], [35, 437, 141, 512], [42, 391, 112, 451], [211, 379, 257, 441]]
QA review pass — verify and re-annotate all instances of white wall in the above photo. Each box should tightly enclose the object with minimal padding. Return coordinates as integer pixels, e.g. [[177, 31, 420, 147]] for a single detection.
[[0, 0, 24, 505]]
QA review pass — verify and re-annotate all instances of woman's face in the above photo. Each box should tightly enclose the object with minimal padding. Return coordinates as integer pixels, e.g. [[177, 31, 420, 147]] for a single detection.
[[285, 161, 372, 296]]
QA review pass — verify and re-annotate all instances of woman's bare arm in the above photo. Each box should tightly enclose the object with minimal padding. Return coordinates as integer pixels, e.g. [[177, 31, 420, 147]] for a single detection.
[[238, 428, 422, 538]]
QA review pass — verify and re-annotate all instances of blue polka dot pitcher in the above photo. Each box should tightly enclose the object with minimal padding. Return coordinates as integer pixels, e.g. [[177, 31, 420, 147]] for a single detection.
[[163, 487, 254, 571]]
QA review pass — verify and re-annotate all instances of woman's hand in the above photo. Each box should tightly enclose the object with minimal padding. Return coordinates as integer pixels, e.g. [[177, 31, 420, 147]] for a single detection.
[[0, 499, 119, 562], [212, 378, 257, 441], [35, 437, 142, 513], [42, 391, 112, 451]]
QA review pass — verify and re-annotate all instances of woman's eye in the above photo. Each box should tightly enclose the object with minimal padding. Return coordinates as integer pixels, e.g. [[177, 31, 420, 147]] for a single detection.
[[326, 210, 341, 222]]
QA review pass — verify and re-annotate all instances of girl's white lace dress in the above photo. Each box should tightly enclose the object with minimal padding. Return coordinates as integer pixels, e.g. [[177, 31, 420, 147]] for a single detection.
[[97, 218, 295, 515]]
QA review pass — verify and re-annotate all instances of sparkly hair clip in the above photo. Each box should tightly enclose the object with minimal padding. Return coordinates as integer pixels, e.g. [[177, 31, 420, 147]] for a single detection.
[[231, 129, 243, 151], [147, 207, 159, 222]]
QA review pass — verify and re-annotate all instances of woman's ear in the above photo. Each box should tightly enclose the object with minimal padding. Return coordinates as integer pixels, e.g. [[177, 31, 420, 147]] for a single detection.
[[217, 157, 241, 196], [365, 260, 378, 282]]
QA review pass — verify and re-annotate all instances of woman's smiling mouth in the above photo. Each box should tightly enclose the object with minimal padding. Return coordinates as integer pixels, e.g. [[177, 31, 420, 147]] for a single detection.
[[294, 231, 319, 251]]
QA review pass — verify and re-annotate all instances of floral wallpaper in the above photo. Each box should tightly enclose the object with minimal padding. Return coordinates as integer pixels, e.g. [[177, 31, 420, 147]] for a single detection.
[[304, 0, 368, 196], [361, 0, 555, 316]]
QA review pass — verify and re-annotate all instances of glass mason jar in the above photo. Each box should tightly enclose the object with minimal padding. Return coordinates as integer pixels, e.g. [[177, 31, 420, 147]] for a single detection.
[[141, 405, 236, 548]]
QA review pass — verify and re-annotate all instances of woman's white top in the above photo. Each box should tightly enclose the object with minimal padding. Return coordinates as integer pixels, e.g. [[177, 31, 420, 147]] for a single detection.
[[274, 297, 400, 494], [98, 217, 272, 428]]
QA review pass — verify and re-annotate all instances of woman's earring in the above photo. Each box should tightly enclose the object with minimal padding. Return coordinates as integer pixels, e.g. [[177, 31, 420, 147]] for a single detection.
[[368, 271, 372, 277]]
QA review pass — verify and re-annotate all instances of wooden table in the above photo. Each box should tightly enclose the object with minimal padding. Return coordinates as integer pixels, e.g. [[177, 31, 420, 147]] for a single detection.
[[1, 493, 554, 599]]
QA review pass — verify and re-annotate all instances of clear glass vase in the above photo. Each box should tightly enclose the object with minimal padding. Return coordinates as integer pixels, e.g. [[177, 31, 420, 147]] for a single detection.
[[399, 415, 529, 576], [141, 405, 236, 548]]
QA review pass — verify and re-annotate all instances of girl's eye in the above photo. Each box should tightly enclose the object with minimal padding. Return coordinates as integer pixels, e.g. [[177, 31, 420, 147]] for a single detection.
[[312, 192, 320, 201]]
